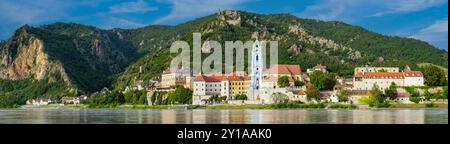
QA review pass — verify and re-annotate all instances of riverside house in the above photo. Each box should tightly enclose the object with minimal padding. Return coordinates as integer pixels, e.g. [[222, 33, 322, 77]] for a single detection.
[[61, 97, 81, 104], [26, 98, 55, 106], [353, 65, 424, 91]]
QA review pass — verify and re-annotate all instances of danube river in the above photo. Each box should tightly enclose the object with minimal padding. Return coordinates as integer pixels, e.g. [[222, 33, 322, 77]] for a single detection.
[[0, 109, 447, 124]]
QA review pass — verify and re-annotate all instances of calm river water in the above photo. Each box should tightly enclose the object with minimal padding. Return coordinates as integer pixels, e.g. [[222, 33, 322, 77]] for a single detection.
[[0, 109, 447, 124]]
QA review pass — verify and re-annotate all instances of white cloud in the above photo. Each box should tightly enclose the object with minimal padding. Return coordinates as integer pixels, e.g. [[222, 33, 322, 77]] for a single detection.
[[99, 17, 146, 29], [297, 0, 447, 21], [0, 0, 70, 25], [371, 0, 447, 17], [411, 19, 448, 50], [0, 0, 85, 39], [153, 0, 250, 24], [297, 0, 379, 22], [109, 0, 158, 14], [0, 0, 150, 38]]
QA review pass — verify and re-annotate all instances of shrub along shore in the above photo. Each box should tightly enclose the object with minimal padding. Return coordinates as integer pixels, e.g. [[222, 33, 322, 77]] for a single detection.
[[18, 102, 448, 109]]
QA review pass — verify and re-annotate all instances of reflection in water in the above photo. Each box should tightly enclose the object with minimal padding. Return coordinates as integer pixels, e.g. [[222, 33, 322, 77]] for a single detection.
[[0, 109, 447, 124]]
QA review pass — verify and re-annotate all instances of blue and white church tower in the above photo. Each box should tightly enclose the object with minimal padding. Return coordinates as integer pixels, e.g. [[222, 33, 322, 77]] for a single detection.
[[248, 39, 264, 100]]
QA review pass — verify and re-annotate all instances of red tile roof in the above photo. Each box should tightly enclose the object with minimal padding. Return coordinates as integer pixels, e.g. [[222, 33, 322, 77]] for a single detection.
[[227, 75, 250, 81], [354, 71, 423, 79], [194, 75, 206, 81], [313, 64, 327, 69], [194, 74, 225, 82], [265, 64, 302, 75], [195, 74, 252, 82], [397, 92, 411, 97], [403, 71, 423, 77]]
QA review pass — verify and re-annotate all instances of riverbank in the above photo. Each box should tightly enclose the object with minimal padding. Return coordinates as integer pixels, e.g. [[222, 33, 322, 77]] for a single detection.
[[19, 103, 448, 109], [395, 103, 448, 108], [20, 104, 171, 109]]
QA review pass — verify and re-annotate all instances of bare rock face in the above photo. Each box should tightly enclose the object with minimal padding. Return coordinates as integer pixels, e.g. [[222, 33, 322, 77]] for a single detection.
[[0, 32, 71, 83], [349, 51, 362, 60], [218, 10, 241, 26], [288, 24, 352, 52], [288, 44, 300, 55], [378, 57, 384, 62]]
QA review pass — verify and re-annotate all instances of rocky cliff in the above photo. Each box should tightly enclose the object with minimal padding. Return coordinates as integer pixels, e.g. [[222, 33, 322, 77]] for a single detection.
[[0, 24, 141, 93], [0, 26, 70, 83]]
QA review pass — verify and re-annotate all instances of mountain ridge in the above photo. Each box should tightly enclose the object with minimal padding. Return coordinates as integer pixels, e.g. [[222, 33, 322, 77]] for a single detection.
[[113, 10, 447, 90], [0, 10, 448, 103]]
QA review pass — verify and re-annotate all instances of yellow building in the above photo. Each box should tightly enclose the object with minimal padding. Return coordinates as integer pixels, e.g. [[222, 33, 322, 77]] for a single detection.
[[227, 75, 251, 96]]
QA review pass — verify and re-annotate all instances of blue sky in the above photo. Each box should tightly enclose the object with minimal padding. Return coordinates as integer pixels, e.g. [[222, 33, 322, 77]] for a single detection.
[[0, 0, 448, 50]]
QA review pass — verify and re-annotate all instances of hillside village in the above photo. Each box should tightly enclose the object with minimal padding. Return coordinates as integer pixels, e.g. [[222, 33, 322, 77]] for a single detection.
[[152, 63, 446, 106], [1, 10, 447, 109], [24, 39, 448, 108], [138, 41, 447, 108]]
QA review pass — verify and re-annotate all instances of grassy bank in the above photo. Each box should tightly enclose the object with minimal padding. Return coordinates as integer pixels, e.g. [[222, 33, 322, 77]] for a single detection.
[[21, 104, 88, 109], [85, 104, 172, 109], [394, 103, 448, 108], [20, 104, 170, 109], [198, 103, 357, 109], [19, 103, 447, 109]]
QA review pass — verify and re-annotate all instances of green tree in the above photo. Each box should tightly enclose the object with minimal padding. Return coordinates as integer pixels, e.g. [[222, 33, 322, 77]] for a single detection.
[[277, 76, 290, 88], [370, 85, 386, 105], [385, 83, 398, 100], [294, 80, 305, 87], [309, 71, 336, 90], [138, 92, 147, 104], [235, 94, 248, 100], [169, 85, 193, 104], [421, 65, 447, 86], [423, 89, 433, 101], [84, 91, 121, 106], [209, 95, 219, 103], [337, 89, 350, 102], [409, 91, 421, 104], [306, 83, 320, 101], [443, 86, 448, 99], [0, 93, 20, 108], [117, 92, 125, 104]]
